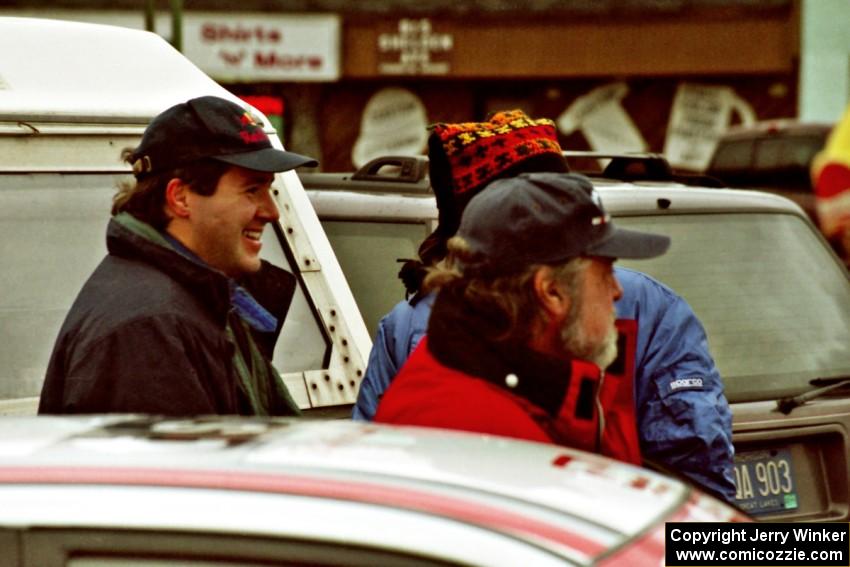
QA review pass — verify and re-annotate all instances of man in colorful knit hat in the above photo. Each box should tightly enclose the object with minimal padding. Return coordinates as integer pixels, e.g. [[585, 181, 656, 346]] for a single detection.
[[40, 96, 316, 416], [354, 110, 735, 503]]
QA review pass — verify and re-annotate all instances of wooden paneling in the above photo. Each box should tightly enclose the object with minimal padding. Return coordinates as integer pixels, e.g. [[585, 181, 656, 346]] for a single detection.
[[344, 16, 795, 78]]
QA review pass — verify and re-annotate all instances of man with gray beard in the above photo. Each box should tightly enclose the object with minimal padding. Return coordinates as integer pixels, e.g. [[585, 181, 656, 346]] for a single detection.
[[375, 173, 670, 464]]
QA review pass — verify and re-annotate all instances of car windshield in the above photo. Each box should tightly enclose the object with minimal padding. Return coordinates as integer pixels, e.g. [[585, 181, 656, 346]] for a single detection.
[[617, 212, 850, 402]]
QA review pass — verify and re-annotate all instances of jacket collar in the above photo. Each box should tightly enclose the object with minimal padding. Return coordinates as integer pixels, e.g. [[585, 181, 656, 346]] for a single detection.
[[160, 231, 277, 333], [106, 213, 233, 324], [426, 285, 572, 416], [107, 214, 297, 341]]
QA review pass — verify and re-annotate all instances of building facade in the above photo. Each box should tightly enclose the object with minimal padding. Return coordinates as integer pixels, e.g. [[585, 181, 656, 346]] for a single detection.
[[2, 0, 802, 171]]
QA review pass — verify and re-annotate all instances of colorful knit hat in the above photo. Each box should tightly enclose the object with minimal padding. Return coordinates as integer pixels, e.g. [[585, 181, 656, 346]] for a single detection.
[[398, 110, 568, 297], [427, 110, 568, 243]]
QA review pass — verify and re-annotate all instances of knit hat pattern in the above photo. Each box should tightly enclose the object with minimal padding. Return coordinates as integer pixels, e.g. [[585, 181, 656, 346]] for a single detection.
[[430, 110, 564, 196]]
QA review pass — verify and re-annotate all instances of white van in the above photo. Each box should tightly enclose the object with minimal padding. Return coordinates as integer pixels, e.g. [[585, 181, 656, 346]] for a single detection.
[[0, 17, 370, 415]]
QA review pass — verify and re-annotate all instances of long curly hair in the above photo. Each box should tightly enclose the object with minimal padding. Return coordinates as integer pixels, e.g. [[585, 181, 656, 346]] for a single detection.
[[425, 235, 587, 344]]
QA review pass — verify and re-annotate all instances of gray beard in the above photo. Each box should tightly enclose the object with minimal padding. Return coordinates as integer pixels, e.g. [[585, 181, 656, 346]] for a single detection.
[[559, 308, 619, 370]]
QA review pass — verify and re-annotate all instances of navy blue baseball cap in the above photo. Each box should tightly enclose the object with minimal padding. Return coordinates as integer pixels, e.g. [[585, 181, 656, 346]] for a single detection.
[[457, 172, 670, 274], [130, 96, 317, 178]]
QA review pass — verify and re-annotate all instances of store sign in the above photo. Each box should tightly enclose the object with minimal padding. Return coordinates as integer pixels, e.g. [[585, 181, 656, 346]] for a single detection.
[[378, 18, 453, 75], [0, 9, 339, 82], [183, 13, 340, 82]]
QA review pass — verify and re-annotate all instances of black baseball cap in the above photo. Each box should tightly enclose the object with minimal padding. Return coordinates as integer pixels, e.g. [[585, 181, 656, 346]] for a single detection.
[[130, 95, 317, 178], [457, 172, 670, 274]]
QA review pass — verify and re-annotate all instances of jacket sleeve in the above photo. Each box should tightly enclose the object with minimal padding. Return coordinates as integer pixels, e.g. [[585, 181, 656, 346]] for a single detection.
[[353, 296, 432, 421], [239, 259, 297, 359], [352, 317, 398, 421], [60, 315, 228, 415], [619, 270, 736, 503]]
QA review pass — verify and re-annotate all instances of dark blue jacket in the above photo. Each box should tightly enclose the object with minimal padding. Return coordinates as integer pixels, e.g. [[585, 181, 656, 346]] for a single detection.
[[353, 267, 736, 502], [40, 214, 299, 416]]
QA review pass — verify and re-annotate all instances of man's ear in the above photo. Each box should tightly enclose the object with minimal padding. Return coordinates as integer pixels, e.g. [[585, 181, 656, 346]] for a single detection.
[[533, 266, 572, 320], [164, 178, 191, 219]]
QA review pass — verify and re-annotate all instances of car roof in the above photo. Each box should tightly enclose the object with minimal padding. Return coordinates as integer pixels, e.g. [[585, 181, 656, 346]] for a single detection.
[[0, 17, 239, 123], [0, 415, 696, 557], [592, 181, 807, 215], [302, 153, 809, 219], [306, 178, 808, 220], [718, 119, 833, 141]]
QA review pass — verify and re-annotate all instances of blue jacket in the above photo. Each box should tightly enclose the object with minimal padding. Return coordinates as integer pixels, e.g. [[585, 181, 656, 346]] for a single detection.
[[352, 293, 435, 421], [353, 268, 735, 502]]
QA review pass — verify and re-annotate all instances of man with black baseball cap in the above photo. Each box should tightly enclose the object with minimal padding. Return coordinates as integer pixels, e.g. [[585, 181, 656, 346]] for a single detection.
[[376, 172, 670, 464], [40, 96, 316, 416]]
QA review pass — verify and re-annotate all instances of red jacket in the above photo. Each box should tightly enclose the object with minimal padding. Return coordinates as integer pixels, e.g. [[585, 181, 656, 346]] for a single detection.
[[376, 333, 641, 465]]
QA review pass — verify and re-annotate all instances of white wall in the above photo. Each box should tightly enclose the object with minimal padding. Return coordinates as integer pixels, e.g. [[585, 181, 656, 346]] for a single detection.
[[799, 0, 850, 122]]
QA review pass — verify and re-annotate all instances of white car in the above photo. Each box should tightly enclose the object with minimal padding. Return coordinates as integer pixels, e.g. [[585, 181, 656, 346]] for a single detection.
[[0, 17, 370, 415], [0, 415, 746, 566], [303, 153, 850, 522]]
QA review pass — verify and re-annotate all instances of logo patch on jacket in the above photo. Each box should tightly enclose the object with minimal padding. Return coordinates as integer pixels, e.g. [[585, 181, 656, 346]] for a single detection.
[[668, 377, 704, 392]]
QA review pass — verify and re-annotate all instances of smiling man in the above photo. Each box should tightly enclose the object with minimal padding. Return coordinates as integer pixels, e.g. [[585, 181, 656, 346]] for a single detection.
[[39, 96, 316, 416]]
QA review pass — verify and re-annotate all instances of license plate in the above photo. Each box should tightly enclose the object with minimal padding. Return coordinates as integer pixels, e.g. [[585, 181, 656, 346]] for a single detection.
[[734, 448, 798, 515]]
